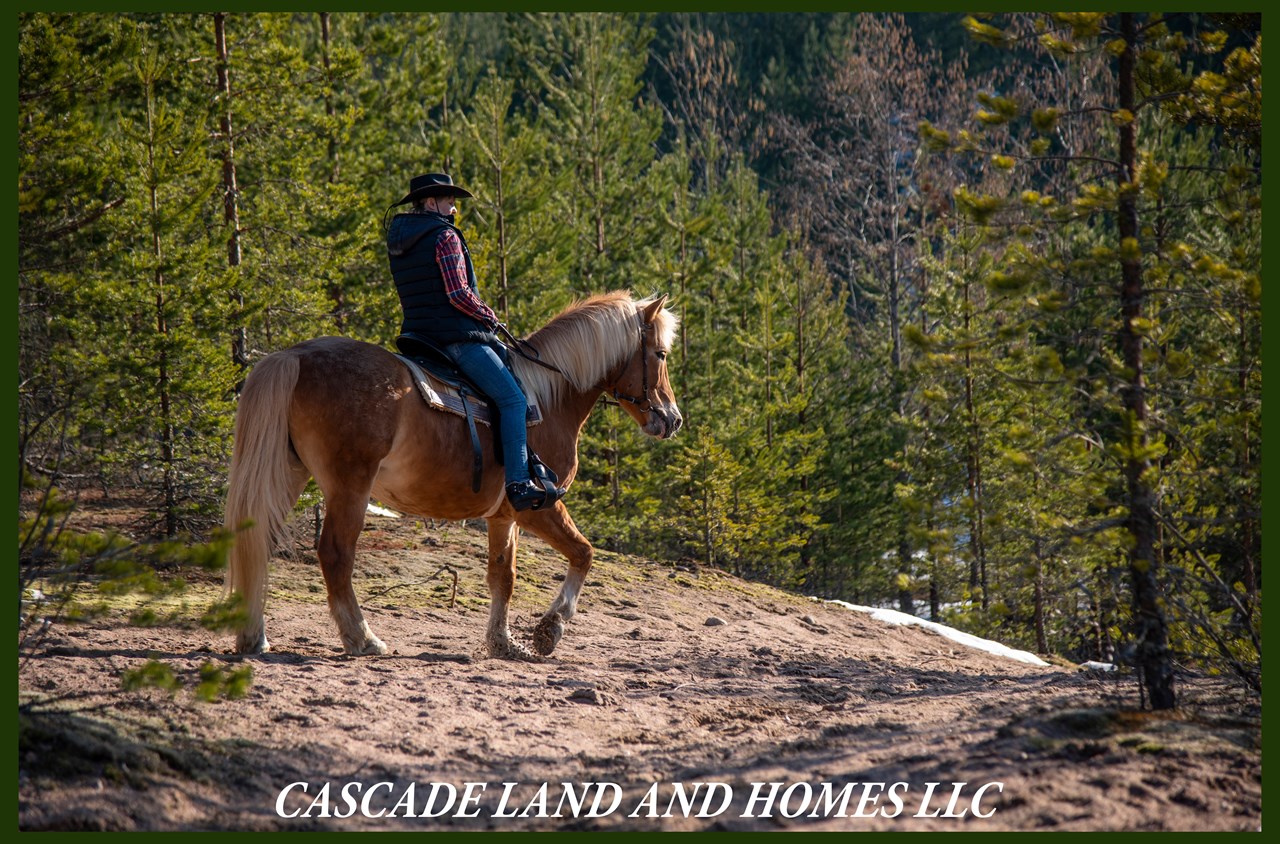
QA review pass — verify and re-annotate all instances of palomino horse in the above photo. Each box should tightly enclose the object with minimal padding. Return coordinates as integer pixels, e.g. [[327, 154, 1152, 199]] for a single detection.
[[223, 291, 681, 660]]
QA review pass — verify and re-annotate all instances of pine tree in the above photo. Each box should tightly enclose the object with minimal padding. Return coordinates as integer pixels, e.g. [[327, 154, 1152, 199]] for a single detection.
[[298, 12, 451, 343], [19, 14, 133, 482], [63, 24, 236, 532], [927, 12, 1262, 706], [514, 13, 662, 294], [455, 66, 570, 329]]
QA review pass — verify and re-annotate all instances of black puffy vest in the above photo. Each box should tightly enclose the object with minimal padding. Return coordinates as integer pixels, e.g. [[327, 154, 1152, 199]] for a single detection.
[[386, 212, 490, 344]]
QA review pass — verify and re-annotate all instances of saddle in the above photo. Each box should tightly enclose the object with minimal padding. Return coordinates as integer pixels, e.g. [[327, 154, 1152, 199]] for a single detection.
[[395, 333, 543, 430], [394, 333, 558, 497]]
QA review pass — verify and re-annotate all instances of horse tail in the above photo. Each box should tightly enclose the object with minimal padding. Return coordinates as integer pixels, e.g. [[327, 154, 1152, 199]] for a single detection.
[[224, 351, 302, 651]]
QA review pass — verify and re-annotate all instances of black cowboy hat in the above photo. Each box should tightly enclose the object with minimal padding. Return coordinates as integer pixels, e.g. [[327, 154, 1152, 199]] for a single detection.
[[393, 173, 475, 206]]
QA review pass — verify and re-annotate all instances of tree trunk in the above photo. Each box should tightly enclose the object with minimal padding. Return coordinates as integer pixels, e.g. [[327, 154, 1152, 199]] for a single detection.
[[888, 172, 914, 616], [1117, 13, 1174, 710], [897, 531, 914, 615], [678, 221, 689, 395], [214, 13, 248, 371], [763, 273, 773, 448], [962, 273, 988, 609], [1033, 546, 1048, 654], [1235, 300, 1258, 619], [495, 162, 509, 322], [796, 280, 812, 576], [320, 13, 339, 184], [929, 574, 940, 623], [144, 75, 177, 538], [320, 13, 345, 332]]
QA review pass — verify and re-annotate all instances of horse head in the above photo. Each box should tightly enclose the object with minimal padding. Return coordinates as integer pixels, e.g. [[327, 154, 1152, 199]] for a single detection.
[[605, 295, 683, 440]]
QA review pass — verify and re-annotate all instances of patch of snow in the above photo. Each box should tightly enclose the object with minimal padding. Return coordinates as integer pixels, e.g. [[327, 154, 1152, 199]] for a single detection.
[[819, 598, 1050, 667], [366, 502, 401, 518], [1079, 661, 1116, 672]]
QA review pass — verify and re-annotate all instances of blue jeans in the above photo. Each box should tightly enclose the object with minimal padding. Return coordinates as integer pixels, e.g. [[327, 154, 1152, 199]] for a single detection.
[[445, 340, 530, 485]]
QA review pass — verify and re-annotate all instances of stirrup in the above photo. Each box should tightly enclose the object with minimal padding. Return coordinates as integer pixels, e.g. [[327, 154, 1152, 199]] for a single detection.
[[507, 479, 564, 512], [529, 455, 565, 510], [532, 479, 566, 510]]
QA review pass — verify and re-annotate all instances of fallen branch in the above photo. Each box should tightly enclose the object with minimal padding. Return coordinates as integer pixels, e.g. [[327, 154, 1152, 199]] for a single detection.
[[366, 565, 458, 608]]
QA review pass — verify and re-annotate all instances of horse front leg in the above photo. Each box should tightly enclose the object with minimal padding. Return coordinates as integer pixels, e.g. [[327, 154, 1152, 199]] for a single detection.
[[517, 503, 593, 656], [484, 517, 541, 661]]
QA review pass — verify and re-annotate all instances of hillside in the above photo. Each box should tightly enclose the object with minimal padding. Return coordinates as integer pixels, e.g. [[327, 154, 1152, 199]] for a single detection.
[[18, 501, 1261, 831]]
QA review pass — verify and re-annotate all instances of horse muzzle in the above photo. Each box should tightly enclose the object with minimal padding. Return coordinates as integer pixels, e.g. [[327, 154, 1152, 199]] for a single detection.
[[645, 404, 683, 440]]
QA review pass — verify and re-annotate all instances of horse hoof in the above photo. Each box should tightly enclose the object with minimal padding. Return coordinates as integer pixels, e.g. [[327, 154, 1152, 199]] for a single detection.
[[347, 637, 388, 656], [486, 639, 546, 663], [533, 613, 565, 656], [235, 634, 270, 654]]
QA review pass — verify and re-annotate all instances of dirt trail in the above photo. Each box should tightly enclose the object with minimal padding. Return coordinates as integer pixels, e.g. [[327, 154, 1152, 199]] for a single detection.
[[18, 506, 1261, 831]]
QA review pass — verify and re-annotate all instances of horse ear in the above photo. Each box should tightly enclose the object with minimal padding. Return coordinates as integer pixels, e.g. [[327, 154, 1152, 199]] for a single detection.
[[641, 294, 668, 324]]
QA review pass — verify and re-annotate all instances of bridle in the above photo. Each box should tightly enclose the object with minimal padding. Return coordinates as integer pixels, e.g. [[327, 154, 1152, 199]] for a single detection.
[[498, 312, 656, 412], [602, 313, 654, 412]]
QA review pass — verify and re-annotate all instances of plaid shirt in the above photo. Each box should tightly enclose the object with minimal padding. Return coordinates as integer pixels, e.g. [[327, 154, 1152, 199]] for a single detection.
[[436, 228, 498, 328]]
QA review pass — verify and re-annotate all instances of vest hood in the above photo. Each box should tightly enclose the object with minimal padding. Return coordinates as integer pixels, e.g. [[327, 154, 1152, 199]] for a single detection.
[[387, 212, 454, 257]]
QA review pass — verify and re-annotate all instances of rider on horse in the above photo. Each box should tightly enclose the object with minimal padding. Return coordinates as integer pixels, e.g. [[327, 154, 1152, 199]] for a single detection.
[[385, 173, 565, 512]]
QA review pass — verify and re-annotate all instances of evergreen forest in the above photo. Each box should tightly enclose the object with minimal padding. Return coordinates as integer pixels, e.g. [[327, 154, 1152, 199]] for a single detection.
[[18, 12, 1261, 709]]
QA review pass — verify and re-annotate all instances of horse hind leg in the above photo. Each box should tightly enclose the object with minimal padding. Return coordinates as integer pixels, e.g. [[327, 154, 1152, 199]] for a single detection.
[[235, 464, 310, 654], [317, 486, 387, 655], [223, 349, 314, 655]]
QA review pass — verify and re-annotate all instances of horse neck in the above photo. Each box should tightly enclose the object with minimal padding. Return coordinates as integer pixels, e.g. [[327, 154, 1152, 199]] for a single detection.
[[544, 379, 605, 439], [523, 378, 601, 481]]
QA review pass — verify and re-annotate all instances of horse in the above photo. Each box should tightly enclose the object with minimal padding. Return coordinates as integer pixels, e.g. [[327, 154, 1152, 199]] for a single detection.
[[222, 291, 681, 660]]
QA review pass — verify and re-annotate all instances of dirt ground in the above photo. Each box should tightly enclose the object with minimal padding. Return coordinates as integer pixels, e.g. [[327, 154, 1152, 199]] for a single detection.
[[18, 499, 1262, 832]]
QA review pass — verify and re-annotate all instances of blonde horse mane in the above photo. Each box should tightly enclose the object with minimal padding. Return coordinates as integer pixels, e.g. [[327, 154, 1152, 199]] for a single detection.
[[511, 291, 678, 407]]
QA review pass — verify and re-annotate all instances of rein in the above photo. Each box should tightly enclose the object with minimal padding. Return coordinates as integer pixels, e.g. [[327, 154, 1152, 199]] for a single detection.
[[497, 316, 653, 411], [497, 323, 565, 376]]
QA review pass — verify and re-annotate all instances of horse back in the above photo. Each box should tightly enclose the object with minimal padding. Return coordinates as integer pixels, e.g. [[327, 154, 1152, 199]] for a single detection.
[[285, 337, 414, 471], [283, 336, 505, 518]]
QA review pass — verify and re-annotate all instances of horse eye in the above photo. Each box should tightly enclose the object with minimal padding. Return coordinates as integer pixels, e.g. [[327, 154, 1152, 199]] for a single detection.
[[655, 350, 668, 361]]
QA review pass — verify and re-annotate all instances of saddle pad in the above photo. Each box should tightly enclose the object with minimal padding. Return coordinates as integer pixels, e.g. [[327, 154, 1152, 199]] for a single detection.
[[396, 354, 542, 428]]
